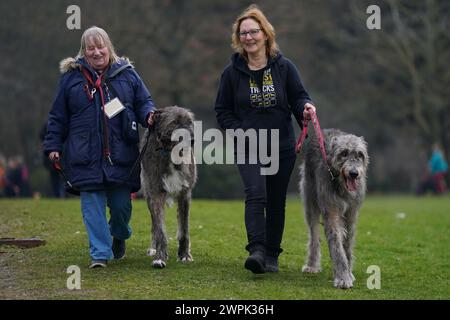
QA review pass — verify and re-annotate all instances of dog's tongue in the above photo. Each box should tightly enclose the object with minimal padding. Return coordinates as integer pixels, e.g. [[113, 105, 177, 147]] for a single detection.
[[346, 178, 358, 192]]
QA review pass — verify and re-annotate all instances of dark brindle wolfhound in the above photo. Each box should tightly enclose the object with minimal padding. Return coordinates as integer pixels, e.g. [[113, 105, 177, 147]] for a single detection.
[[299, 129, 369, 288], [141, 106, 197, 268]]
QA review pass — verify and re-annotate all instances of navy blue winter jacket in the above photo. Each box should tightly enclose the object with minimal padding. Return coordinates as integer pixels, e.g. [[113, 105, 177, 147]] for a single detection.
[[215, 52, 312, 152], [43, 57, 154, 192]]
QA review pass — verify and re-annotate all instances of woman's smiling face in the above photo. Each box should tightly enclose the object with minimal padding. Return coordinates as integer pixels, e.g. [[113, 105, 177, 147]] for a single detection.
[[239, 18, 267, 56], [84, 36, 110, 72]]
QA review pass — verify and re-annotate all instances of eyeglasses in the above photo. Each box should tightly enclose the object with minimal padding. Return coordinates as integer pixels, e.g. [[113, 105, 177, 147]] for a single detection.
[[238, 28, 261, 38]]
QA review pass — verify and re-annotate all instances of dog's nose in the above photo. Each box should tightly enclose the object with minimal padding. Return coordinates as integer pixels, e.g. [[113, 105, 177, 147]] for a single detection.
[[349, 170, 359, 179]]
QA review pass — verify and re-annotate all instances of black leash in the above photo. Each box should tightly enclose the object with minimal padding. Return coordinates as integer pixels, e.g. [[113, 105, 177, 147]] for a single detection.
[[52, 159, 80, 195], [104, 75, 154, 182], [51, 126, 151, 194], [127, 125, 153, 180]]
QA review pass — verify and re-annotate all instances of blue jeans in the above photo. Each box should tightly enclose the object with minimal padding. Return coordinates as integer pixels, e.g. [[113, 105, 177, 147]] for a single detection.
[[80, 187, 132, 260]]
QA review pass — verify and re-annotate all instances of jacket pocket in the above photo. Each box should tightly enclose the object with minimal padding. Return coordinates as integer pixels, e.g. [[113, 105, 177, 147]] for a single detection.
[[121, 104, 140, 145], [68, 81, 96, 115], [111, 131, 139, 166], [68, 131, 91, 166]]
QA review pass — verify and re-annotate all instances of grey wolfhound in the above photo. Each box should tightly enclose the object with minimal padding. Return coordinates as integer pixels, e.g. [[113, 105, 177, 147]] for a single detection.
[[299, 129, 369, 288], [141, 106, 197, 268]]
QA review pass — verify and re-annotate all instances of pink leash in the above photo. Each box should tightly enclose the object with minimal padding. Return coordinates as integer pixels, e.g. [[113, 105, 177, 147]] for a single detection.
[[295, 110, 335, 180]]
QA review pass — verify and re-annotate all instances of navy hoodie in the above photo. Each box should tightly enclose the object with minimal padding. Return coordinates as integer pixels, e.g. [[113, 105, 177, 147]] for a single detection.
[[215, 52, 312, 152]]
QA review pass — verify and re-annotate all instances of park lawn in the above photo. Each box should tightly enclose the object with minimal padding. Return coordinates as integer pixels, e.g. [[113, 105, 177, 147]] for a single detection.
[[0, 195, 449, 300]]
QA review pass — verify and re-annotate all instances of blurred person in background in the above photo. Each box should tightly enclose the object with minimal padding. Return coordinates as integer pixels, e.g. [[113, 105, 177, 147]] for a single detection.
[[427, 143, 448, 194], [4, 156, 31, 197], [417, 143, 448, 195], [0, 154, 6, 197]]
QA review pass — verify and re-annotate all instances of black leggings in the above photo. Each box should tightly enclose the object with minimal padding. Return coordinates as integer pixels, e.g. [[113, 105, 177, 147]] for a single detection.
[[237, 150, 296, 257]]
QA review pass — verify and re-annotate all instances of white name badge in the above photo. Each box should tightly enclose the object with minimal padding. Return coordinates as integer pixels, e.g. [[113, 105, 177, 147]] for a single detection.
[[104, 97, 125, 119]]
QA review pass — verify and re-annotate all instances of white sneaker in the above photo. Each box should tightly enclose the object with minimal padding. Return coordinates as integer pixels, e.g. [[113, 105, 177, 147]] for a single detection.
[[89, 260, 107, 269]]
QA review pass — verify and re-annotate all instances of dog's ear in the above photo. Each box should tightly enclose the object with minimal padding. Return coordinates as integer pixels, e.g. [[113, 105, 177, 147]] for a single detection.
[[186, 109, 195, 122], [358, 136, 370, 164], [149, 110, 163, 138], [329, 136, 338, 152], [358, 136, 368, 146]]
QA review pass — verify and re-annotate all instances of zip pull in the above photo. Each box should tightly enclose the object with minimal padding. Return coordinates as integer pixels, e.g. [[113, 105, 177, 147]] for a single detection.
[[107, 155, 114, 166]]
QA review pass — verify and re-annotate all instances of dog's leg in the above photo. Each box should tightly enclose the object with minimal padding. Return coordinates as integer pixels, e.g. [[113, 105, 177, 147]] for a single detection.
[[146, 224, 157, 257], [344, 209, 359, 281], [177, 191, 193, 262], [302, 201, 322, 273], [323, 208, 353, 289], [146, 194, 169, 268], [145, 195, 158, 257]]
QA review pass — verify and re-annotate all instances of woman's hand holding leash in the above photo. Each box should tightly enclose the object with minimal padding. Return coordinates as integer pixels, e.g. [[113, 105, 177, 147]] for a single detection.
[[147, 111, 155, 127], [49, 151, 60, 161], [296, 103, 317, 153], [303, 103, 316, 120], [296, 104, 335, 180]]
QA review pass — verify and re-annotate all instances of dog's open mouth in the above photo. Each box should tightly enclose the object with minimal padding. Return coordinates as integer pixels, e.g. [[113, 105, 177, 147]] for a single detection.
[[345, 177, 358, 192]]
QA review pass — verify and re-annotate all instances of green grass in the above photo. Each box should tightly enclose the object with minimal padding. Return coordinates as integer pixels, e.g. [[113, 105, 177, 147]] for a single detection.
[[0, 195, 449, 300]]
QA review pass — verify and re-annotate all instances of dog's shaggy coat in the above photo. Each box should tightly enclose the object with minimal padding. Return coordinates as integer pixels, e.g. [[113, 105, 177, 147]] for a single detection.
[[141, 106, 197, 268], [299, 129, 369, 288]]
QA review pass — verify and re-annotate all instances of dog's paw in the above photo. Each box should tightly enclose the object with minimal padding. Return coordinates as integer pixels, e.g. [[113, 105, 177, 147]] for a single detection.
[[302, 265, 322, 273], [147, 248, 156, 256], [177, 253, 193, 263], [152, 259, 167, 269], [333, 274, 354, 289]]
